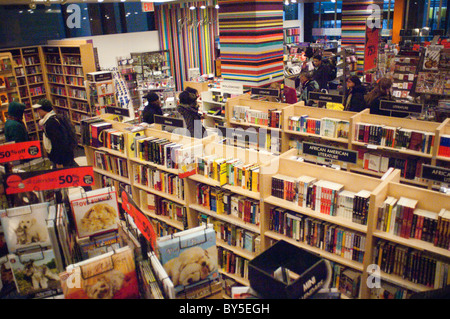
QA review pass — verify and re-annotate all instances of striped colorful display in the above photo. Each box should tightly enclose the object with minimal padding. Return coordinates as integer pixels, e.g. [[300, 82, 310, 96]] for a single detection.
[[218, 0, 284, 87], [155, 2, 219, 90], [341, 0, 383, 71]]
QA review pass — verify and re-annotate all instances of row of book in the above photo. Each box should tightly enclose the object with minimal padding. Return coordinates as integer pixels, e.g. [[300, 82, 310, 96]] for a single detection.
[[0, 57, 12, 72], [81, 118, 126, 152], [68, 87, 87, 100], [232, 105, 282, 128], [94, 151, 129, 178], [377, 197, 450, 249], [287, 116, 350, 139], [359, 149, 425, 181], [132, 135, 185, 169], [354, 123, 435, 154], [196, 183, 260, 225], [330, 263, 361, 299], [196, 155, 260, 192], [438, 135, 450, 158], [198, 213, 261, 254], [373, 240, 450, 289], [146, 193, 187, 229], [134, 164, 185, 200], [29, 85, 46, 97], [217, 246, 249, 280], [271, 174, 371, 225], [268, 207, 366, 263]]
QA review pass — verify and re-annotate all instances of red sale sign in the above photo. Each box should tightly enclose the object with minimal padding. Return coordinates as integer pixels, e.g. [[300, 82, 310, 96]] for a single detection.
[[0, 141, 41, 163], [121, 188, 156, 251], [5, 166, 94, 194]]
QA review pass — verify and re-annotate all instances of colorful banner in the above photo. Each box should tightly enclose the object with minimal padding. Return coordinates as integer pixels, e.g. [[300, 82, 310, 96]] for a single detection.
[[365, 26, 379, 71], [5, 166, 94, 194], [0, 141, 41, 163]]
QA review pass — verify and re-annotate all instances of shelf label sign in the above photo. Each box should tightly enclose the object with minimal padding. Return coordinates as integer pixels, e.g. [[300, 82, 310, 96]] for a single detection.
[[379, 100, 423, 114], [303, 142, 358, 164], [0, 141, 41, 163], [154, 115, 184, 128], [309, 92, 344, 104], [251, 88, 280, 97], [105, 106, 130, 117], [120, 187, 156, 251], [421, 164, 450, 183], [221, 81, 243, 95], [5, 166, 94, 194]]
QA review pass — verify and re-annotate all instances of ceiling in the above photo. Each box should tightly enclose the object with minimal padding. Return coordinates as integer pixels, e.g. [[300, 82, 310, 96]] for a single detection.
[[0, 0, 326, 5]]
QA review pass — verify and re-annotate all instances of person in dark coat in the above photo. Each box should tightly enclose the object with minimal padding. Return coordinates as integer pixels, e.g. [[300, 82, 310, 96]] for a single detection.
[[312, 55, 330, 91], [177, 90, 206, 139], [298, 72, 319, 106], [365, 77, 393, 116], [5, 101, 28, 143], [343, 76, 367, 112], [142, 92, 163, 124]]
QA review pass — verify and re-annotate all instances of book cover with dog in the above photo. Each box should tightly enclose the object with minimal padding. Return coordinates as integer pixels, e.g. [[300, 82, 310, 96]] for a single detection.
[[156, 225, 219, 295], [0, 203, 52, 254], [69, 187, 120, 239], [8, 248, 62, 298], [60, 246, 139, 299]]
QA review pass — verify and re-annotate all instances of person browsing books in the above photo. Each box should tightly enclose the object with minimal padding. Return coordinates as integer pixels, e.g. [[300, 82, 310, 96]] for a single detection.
[[5, 101, 28, 143], [298, 72, 319, 106], [343, 76, 367, 112], [142, 92, 163, 125], [177, 90, 207, 139]]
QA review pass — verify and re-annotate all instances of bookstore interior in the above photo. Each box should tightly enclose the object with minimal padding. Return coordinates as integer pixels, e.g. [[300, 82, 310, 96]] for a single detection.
[[1, 0, 450, 301]]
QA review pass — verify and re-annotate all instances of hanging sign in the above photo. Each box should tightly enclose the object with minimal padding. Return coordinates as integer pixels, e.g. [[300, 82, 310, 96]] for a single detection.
[[0, 141, 41, 163], [5, 166, 94, 194], [120, 187, 156, 251], [141, 2, 154, 12], [365, 26, 379, 71]]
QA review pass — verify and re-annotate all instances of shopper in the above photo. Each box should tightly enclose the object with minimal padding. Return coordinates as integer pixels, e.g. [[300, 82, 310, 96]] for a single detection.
[[312, 54, 330, 91], [298, 72, 319, 106], [142, 92, 163, 124], [32, 99, 77, 168], [5, 101, 28, 143], [177, 90, 206, 139], [185, 86, 199, 98], [365, 77, 393, 116], [343, 76, 367, 112]]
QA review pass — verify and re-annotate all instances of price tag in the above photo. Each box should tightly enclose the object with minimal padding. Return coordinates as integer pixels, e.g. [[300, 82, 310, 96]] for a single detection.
[[5, 166, 94, 194], [367, 144, 378, 150], [0, 141, 41, 163], [120, 188, 156, 251]]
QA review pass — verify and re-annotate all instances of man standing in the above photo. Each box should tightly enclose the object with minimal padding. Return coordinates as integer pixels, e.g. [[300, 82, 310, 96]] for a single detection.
[[32, 99, 76, 168], [312, 55, 330, 91]]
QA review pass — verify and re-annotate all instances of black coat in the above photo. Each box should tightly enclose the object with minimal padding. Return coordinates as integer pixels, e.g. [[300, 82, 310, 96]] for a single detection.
[[344, 85, 367, 112], [177, 103, 206, 139], [368, 94, 392, 116], [143, 103, 163, 124], [312, 63, 330, 91]]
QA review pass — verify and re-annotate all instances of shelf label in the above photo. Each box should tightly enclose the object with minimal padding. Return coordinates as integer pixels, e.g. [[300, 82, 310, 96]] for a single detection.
[[0, 141, 41, 163], [379, 100, 423, 114], [303, 142, 358, 164], [308, 92, 344, 104], [154, 115, 184, 128], [251, 87, 280, 97], [421, 164, 450, 183], [5, 166, 94, 194], [221, 81, 243, 95], [105, 106, 130, 117], [120, 187, 156, 251]]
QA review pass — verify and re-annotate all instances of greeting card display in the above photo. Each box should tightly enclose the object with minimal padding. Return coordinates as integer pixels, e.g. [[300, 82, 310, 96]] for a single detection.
[[60, 246, 139, 299], [157, 225, 218, 294], [69, 187, 120, 239], [0, 203, 51, 253], [8, 247, 62, 298]]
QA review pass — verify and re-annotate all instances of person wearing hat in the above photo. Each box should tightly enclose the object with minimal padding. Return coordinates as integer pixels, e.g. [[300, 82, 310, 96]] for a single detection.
[[142, 92, 163, 124], [32, 99, 76, 168], [343, 76, 367, 112], [177, 90, 206, 139], [5, 101, 28, 143]]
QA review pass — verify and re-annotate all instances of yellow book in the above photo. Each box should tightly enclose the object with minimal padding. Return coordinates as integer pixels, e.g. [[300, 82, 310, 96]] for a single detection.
[[216, 190, 224, 214], [251, 167, 260, 192]]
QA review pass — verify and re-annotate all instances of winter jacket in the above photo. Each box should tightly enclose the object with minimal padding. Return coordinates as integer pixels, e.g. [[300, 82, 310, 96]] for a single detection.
[[312, 62, 330, 91], [344, 85, 367, 112], [5, 101, 28, 143], [142, 103, 163, 124], [177, 103, 206, 139], [299, 80, 320, 106], [40, 110, 75, 166]]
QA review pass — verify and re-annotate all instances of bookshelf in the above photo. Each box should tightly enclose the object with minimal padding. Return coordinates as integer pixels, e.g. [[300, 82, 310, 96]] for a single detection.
[[0, 52, 20, 143], [42, 44, 96, 144]]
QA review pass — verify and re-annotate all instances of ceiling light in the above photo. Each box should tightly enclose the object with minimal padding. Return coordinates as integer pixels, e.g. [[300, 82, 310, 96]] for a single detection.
[[215, 4, 219, 9], [200, 5, 206, 9], [284, 0, 289, 5], [190, 5, 196, 10]]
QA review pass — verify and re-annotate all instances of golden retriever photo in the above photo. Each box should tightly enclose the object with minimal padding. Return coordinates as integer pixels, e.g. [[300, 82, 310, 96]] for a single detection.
[[84, 270, 125, 299], [163, 246, 218, 287], [80, 203, 118, 235]]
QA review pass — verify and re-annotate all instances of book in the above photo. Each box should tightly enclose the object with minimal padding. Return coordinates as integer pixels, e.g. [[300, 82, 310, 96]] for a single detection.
[[148, 250, 175, 299], [157, 225, 219, 294], [46, 204, 64, 272], [0, 203, 52, 254], [69, 187, 120, 239], [61, 246, 139, 299]]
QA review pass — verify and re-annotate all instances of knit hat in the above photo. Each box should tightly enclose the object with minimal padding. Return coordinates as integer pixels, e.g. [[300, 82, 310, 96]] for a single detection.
[[143, 92, 160, 103], [32, 98, 53, 112], [178, 90, 197, 105], [8, 101, 26, 119]]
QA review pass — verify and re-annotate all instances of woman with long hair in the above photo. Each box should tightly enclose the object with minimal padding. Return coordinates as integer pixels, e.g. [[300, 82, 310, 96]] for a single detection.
[[343, 76, 366, 112], [365, 77, 393, 116]]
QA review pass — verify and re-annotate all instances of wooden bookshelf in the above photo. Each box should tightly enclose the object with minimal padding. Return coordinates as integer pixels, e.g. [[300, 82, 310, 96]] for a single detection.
[[0, 52, 20, 143]]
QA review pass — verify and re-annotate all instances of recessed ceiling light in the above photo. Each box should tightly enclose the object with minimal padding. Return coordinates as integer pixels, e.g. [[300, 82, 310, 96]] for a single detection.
[[215, 4, 219, 9], [190, 6, 196, 10]]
